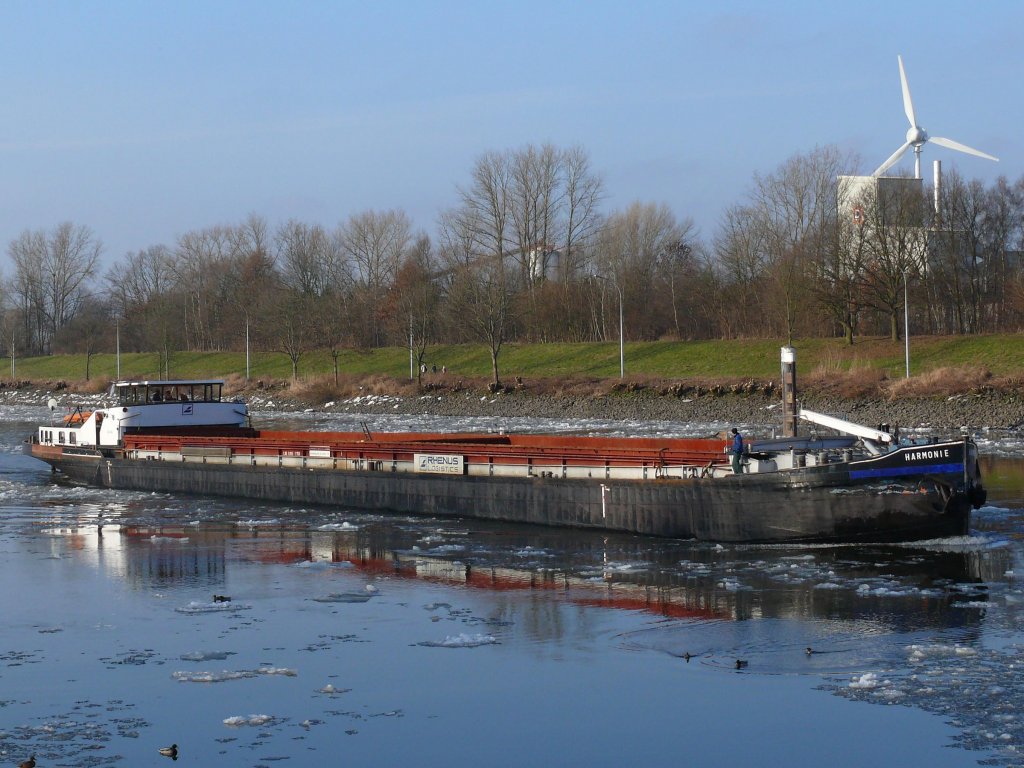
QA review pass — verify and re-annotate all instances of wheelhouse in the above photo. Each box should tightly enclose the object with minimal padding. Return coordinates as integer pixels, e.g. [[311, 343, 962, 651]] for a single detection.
[[111, 380, 225, 406]]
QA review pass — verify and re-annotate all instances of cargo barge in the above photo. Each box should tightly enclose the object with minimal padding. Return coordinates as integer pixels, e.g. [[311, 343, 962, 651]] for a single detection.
[[27, 377, 986, 544]]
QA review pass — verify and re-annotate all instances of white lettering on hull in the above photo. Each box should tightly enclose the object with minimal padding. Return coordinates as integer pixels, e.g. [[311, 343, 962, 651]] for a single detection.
[[414, 454, 465, 474], [903, 448, 951, 462]]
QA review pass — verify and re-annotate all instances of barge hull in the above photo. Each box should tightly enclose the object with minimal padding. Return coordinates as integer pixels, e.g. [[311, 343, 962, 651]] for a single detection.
[[39, 450, 969, 544]]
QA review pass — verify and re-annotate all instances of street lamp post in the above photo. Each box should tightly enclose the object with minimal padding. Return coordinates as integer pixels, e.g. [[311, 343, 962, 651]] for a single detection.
[[616, 282, 624, 379], [903, 268, 910, 379], [245, 318, 251, 382]]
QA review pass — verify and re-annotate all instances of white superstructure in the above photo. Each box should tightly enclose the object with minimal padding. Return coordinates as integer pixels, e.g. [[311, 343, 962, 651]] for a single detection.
[[37, 380, 248, 449]]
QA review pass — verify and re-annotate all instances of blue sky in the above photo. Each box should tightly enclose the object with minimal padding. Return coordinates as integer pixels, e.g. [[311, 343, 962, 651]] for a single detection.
[[1, 1, 1020, 266]]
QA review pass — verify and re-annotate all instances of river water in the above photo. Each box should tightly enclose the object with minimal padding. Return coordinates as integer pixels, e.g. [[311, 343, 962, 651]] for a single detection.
[[2, 405, 1024, 767]]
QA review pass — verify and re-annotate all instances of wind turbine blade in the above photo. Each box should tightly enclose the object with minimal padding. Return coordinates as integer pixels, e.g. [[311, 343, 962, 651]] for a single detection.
[[898, 55, 917, 127], [873, 141, 913, 177], [929, 136, 999, 162]]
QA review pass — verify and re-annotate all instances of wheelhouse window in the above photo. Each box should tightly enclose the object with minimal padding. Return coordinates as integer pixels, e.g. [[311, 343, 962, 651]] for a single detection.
[[116, 382, 223, 405]]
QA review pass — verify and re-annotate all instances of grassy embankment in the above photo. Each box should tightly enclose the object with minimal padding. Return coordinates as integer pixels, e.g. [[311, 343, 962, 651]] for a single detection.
[[5, 334, 1022, 402]]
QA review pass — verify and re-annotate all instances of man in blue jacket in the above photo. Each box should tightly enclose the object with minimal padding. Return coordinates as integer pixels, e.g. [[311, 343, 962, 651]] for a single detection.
[[731, 428, 744, 474]]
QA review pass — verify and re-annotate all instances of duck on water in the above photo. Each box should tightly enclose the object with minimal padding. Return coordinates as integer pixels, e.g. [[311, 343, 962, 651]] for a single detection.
[[26, 353, 986, 544]]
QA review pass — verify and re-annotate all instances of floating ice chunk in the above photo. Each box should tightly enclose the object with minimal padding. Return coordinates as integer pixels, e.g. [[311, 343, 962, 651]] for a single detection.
[[258, 667, 297, 676], [292, 559, 351, 570], [223, 714, 275, 727], [716, 578, 749, 592], [173, 670, 254, 683], [364, 584, 378, 593], [318, 684, 350, 695], [237, 518, 281, 528], [175, 601, 251, 614], [173, 666, 295, 682], [951, 601, 990, 609], [150, 535, 188, 543], [419, 633, 498, 648], [875, 688, 905, 700], [849, 672, 881, 689], [180, 651, 234, 661], [317, 522, 359, 531], [312, 592, 372, 603], [813, 582, 842, 590], [906, 643, 980, 666]]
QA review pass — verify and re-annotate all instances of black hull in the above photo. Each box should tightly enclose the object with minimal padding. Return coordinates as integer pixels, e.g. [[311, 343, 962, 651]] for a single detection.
[[36, 450, 971, 544]]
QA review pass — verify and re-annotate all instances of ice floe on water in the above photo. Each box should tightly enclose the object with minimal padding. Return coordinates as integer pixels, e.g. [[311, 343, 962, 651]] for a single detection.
[[175, 601, 252, 614], [173, 667, 297, 683], [316, 521, 358, 531], [418, 633, 498, 648], [180, 651, 235, 661], [849, 672, 883, 689], [174, 669, 253, 683], [236, 518, 281, 528], [292, 559, 354, 570], [318, 683, 350, 695], [311, 592, 373, 603], [223, 714, 276, 727]]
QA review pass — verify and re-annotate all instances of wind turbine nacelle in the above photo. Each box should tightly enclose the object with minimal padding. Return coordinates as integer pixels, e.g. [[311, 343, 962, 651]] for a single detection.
[[907, 125, 928, 146]]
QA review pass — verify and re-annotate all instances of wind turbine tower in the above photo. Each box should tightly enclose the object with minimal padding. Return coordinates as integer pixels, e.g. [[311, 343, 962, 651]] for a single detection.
[[873, 55, 999, 179]]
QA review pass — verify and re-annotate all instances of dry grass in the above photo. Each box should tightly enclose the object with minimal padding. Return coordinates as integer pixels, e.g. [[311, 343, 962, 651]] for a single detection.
[[802, 366, 889, 399], [283, 373, 422, 405], [161, 363, 1020, 408], [884, 366, 993, 398]]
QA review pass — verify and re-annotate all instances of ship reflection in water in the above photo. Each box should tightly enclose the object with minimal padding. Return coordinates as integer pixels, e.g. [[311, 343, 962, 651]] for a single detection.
[[41, 510, 1006, 635]]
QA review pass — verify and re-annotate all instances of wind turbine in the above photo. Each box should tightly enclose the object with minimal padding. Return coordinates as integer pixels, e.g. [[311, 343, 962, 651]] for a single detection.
[[872, 55, 998, 179]]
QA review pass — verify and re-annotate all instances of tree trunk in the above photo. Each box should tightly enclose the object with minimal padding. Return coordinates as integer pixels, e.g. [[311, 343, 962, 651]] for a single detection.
[[490, 348, 500, 387]]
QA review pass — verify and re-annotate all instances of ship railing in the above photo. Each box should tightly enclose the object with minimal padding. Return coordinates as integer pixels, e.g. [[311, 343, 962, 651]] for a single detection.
[[124, 433, 732, 480], [123, 433, 729, 466]]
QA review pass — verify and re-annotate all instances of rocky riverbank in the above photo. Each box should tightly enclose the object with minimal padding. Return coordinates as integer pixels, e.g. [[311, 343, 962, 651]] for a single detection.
[[6, 381, 1023, 433], [259, 388, 1024, 433]]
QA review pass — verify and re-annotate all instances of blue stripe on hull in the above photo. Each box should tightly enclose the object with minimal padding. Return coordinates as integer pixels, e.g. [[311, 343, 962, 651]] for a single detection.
[[850, 463, 962, 480]]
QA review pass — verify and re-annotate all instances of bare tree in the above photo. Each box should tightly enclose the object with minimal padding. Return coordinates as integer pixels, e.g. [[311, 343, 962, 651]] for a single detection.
[[438, 199, 517, 388], [107, 245, 177, 353], [53, 293, 111, 380], [173, 226, 235, 351], [338, 209, 412, 347], [813, 202, 870, 345], [7, 223, 100, 354], [385, 235, 439, 385], [270, 289, 314, 381], [748, 146, 853, 344], [46, 223, 102, 342], [860, 180, 929, 340], [276, 220, 339, 297], [561, 145, 605, 280], [592, 202, 694, 341], [7, 229, 47, 353]]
